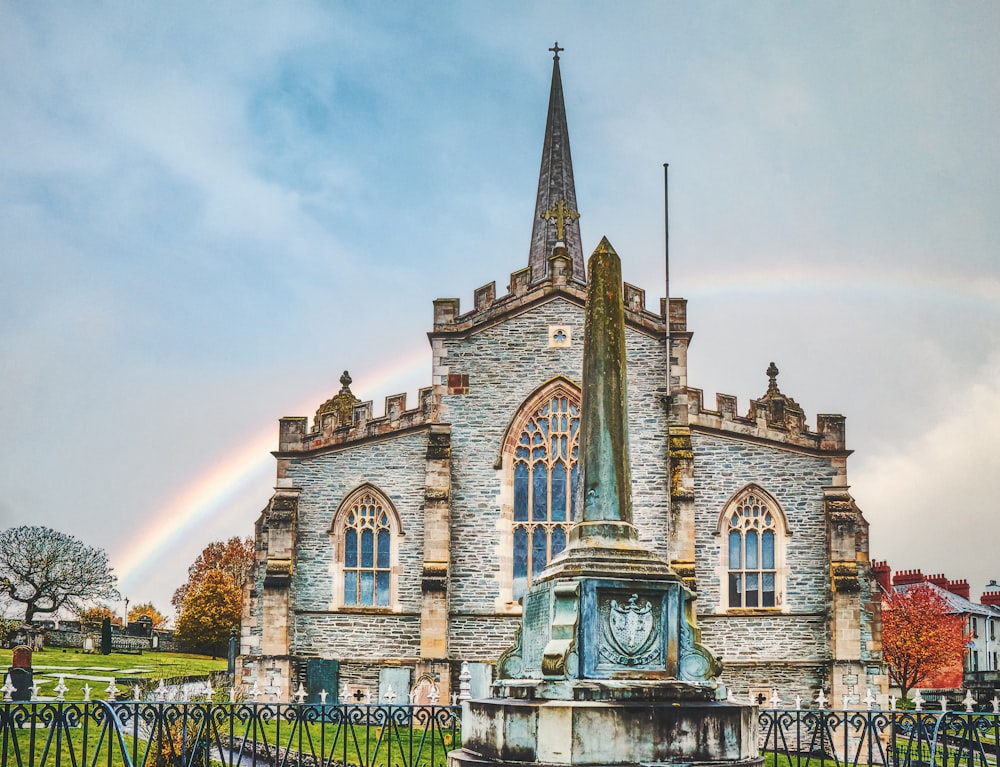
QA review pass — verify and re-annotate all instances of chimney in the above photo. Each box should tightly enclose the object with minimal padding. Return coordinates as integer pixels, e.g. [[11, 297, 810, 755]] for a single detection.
[[893, 569, 925, 586], [946, 579, 970, 600], [926, 573, 949, 589], [872, 560, 892, 593], [982, 589, 1000, 608]]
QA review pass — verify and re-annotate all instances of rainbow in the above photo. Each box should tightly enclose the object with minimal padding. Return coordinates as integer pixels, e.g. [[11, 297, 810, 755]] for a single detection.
[[114, 266, 999, 599], [115, 346, 430, 595]]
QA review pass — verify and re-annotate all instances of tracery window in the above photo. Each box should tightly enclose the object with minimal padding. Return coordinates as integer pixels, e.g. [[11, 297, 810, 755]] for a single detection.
[[511, 389, 581, 600], [725, 489, 780, 609], [335, 486, 396, 607]]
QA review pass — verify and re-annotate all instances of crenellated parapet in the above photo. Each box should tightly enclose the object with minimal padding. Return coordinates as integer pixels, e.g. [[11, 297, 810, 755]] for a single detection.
[[277, 374, 437, 456], [686, 362, 848, 454], [431, 246, 666, 339]]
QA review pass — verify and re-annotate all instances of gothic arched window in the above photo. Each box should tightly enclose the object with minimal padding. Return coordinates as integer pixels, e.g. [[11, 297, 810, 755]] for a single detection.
[[508, 383, 581, 600], [331, 485, 400, 608], [722, 487, 785, 609]]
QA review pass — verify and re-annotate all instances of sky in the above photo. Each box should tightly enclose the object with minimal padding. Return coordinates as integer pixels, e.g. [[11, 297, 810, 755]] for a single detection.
[[1, 2, 998, 622]]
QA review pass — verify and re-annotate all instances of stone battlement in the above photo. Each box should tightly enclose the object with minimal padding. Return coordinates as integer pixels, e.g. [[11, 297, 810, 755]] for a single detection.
[[432, 248, 666, 337], [687, 386, 847, 453], [277, 386, 436, 454]]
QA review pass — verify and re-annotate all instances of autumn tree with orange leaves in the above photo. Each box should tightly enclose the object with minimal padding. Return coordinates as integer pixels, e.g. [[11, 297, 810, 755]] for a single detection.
[[172, 536, 253, 656], [882, 584, 967, 701], [172, 536, 254, 616]]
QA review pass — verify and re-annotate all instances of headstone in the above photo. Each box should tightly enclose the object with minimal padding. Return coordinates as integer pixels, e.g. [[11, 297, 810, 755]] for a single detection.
[[8, 645, 33, 701], [306, 658, 339, 704], [465, 662, 493, 700], [100, 618, 112, 655], [380, 667, 411, 705]]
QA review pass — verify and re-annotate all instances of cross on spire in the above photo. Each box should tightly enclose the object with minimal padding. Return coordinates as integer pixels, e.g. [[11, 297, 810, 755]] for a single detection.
[[541, 196, 580, 242], [549, 42, 564, 59]]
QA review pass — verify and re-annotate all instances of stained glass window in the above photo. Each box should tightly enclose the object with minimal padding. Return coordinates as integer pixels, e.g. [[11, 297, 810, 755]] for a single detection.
[[512, 392, 580, 600], [342, 489, 393, 607], [726, 491, 778, 609]]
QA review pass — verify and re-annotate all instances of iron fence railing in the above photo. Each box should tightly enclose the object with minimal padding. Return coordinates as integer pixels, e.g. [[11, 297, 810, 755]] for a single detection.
[[0, 701, 461, 767], [760, 709, 1000, 767], [1, 701, 999, 767]]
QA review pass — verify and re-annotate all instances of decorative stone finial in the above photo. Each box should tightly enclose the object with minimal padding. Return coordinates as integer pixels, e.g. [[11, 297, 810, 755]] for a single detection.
[[315, 370, 362, 429], [766, 362, 779, 395]]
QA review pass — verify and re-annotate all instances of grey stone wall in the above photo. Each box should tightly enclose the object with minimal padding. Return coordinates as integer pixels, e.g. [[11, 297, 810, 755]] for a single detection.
[[447, 614, 520, 662], [691, 429, 837, 615], [690, 429, 839, 695], [286, 429, 429, 657], [440, 295, 670, 615]]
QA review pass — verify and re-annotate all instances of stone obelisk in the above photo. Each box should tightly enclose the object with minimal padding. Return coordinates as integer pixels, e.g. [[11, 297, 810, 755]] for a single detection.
[[449, 240, 761, 767]]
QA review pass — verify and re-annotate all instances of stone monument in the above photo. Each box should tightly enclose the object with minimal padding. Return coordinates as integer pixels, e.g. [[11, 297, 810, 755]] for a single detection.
[[449, 239, 761, 767]]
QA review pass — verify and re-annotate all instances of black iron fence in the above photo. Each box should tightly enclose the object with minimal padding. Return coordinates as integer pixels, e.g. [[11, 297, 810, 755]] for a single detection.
[[1, 701, 998, 767], [760, 709, 1000, 767]]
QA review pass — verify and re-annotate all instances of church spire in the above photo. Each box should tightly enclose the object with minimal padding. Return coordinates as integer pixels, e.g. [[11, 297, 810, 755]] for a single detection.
[[528, 43, 585, 284]]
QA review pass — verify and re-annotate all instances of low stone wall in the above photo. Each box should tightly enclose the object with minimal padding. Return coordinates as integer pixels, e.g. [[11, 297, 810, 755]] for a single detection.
[[42, 628, 180, 654]]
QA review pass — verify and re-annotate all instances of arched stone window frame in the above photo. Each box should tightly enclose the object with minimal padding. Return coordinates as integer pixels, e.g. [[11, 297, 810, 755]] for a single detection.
[[329, 483, 403, 611], [496, 377, 582, 610], [715, 484, 790, 613]]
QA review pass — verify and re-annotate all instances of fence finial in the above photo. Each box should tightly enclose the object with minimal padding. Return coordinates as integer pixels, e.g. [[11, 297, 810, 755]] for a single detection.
[[963, 690, 975, 712], [815, 689, 828, 709], [864, 688, 876, 710]]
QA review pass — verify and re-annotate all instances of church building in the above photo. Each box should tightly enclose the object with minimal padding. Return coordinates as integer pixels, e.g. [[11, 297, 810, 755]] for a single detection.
[[238, 49, 884, 706]]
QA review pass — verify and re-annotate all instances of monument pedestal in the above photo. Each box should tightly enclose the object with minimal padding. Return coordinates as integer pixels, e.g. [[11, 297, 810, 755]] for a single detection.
[[451, 697, 761, 767]]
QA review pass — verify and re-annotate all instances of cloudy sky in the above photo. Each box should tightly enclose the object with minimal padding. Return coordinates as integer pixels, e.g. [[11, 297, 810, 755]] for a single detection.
[[2, 2, 998, 621]]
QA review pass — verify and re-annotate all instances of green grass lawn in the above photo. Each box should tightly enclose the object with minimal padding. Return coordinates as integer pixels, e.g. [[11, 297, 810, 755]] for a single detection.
[[0, 647, 226, 700]]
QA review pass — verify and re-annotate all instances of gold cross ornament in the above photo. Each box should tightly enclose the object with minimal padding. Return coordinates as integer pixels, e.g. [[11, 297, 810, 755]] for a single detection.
[[541, 196, 580, 241]]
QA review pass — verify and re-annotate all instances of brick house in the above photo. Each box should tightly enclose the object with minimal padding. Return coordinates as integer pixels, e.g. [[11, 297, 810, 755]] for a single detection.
[[238, 50, 884, 706], [874, 563, 1000, 701]]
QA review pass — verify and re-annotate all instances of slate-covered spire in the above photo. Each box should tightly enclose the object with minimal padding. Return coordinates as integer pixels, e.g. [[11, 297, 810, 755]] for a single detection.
[[528, 43, 585, 284]]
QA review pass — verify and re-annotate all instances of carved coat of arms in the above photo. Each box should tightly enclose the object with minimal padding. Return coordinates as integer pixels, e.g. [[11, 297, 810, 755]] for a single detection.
[[600, 593, 660, 666]]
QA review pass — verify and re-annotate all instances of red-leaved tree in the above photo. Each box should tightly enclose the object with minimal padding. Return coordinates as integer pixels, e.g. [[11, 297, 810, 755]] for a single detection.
[[882, 584, 967, 701]]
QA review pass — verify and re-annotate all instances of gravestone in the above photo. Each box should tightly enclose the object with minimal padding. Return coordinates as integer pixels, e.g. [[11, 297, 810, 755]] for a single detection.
[[379, 666, 411, 704], [8, 645, 33, 701], [306, 658, 339, 704], [449, 241, 761, 767], [100, 618, 112, 655]]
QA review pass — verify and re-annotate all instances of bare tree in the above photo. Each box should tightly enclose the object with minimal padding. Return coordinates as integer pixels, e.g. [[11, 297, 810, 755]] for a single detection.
[[0, 526, 119, 623]]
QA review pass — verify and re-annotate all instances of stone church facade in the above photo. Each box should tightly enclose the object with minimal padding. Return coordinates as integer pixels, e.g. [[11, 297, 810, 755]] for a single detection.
[[238, 51, 884, 705]]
